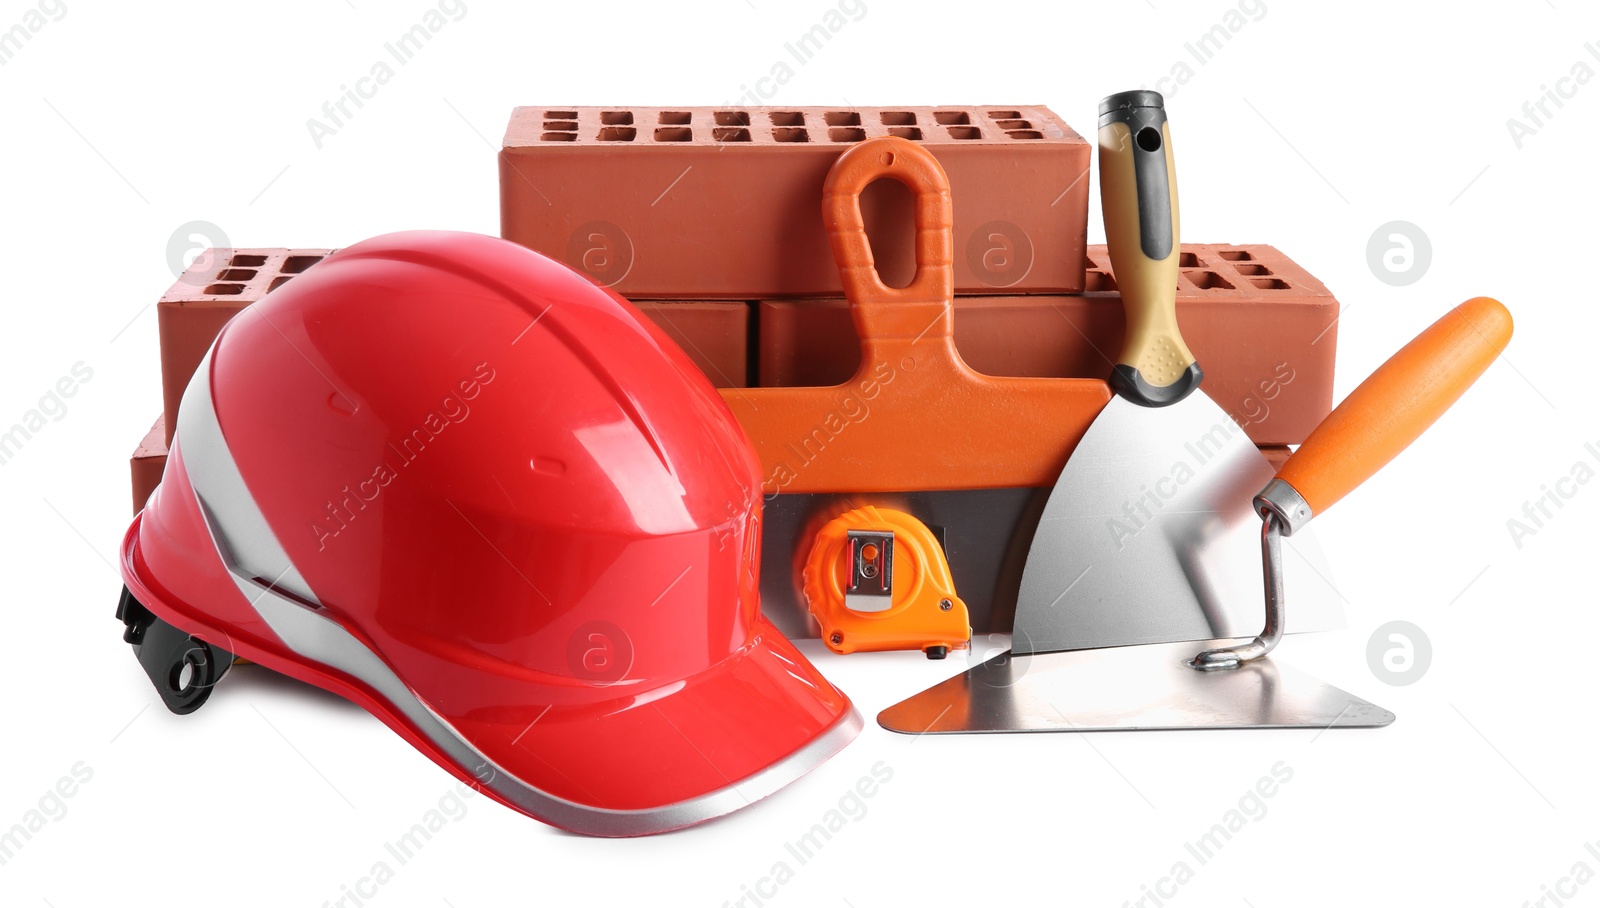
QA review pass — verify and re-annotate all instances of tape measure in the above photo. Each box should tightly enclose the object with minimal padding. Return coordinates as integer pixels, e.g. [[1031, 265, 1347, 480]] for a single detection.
[[801, 506, 971, 658]]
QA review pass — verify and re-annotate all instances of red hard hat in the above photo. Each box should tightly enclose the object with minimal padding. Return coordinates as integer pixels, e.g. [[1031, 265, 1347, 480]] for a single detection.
[[117, 230, 860, 836]]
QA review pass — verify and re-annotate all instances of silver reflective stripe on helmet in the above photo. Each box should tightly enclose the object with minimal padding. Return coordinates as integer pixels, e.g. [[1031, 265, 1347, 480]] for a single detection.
[[174, 344, 862, 837]]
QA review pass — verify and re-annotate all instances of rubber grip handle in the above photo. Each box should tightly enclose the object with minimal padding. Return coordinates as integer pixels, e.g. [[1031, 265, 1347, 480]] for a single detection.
[[1098, 90, 1199, 407], [821, 137, 955, 343], [1276, 297, 1514, 517]]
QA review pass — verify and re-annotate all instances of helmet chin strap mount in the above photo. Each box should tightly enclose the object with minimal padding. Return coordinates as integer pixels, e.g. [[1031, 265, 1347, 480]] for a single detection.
[[117, 586, 234, 716]]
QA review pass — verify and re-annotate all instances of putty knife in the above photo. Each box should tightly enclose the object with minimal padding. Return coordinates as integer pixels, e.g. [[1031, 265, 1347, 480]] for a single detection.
[[881, 295, 1513, 733], [1013, 90, 1340, 655]]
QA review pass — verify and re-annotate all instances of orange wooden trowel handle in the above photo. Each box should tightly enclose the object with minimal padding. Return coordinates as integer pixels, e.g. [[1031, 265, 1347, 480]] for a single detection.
[[1259, 297, 1513, 533]]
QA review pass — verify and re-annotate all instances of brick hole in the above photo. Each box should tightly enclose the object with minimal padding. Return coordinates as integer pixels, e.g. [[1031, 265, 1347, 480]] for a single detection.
[[658, 111, 692, 125], [544, 110, 578, 119], [934, 111, 970, 125], [996, 119, 1032, 130], [715, 110, 751, 126], [281, 255, 324, 274], [1007, 130, 1044, 140], [1177, 252, 1200, 267], [769, 111, 805, 126], [947, 126, 982, 140], [1186, 271, 1235, 290], [987, 110, 1022, 119], [773, 127, 810, 142], [541, 132, 578, 141], [829, 127, 866, 142], [714, 127, 751, 142], [268, 276, 293, 291], [543, 120, 576, 131], [598, 127, 637, 141], [825, 111, 861, 126], [600, 110, 634, 125], [203, 283, 245, 296], [217, 268, 257, 281], [1233, 263, 1273, 275], [229, 254, 267, 267], [1250, 277, 1291, 290], [1084, 271, 1118, 292], [880, 111, 916, 125], [654, 127, 693, 142], [887, 126, 922, 140], [1217, 249, 1254, 261]]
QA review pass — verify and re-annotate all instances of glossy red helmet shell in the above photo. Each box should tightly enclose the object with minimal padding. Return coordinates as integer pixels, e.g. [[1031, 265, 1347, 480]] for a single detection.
[[120, 231, 859, 836]]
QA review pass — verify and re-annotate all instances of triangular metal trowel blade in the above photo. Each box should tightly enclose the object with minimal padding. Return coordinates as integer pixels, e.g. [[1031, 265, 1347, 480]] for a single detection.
[[1014, 394, 1346, 653], [877, 642, 1393, 734]]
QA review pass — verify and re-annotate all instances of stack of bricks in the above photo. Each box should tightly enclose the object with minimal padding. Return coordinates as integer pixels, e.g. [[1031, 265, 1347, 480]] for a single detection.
[[499, 105, 1338, 451]]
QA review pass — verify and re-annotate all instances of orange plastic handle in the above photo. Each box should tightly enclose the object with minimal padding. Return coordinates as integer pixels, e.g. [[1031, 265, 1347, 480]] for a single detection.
[[821, 137, 955, 349], [1277, 297, 1513, 515]]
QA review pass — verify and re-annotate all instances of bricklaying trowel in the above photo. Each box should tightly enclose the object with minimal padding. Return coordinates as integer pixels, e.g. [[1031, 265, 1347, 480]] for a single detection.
[[878, 90, 1513, 733]]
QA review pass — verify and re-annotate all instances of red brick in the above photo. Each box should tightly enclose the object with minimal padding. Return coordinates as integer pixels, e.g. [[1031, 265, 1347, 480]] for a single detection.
[[501, 106, 1090, 298], [156, 250, 754, 448], [159, 249, 334, 445], [130, 414, 167, 514], [629, 301, 751, 388], [757, 243, 1338, 446]]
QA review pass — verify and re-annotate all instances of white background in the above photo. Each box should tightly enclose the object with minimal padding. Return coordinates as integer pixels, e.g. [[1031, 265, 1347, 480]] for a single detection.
[[1, 0, 1594, 905]]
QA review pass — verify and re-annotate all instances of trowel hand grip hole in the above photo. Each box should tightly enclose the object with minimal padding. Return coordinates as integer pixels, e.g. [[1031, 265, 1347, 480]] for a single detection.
[[858, 175, 917, 289], [1136, 126, 1162, 152]]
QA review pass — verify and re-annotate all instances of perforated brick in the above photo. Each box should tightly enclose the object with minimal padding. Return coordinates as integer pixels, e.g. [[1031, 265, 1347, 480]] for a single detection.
[[501, 106, 1090, 298], [156, 249, 752, 447], [130, 415, 167, 514], [757, 244, 1338, 446], [159, 249, 335, 445]]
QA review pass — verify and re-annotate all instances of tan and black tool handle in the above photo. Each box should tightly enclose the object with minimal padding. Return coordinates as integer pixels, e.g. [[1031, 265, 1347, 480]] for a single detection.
[[1256, 297, 1514, 535], [1099, 89, 1200, 407]]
